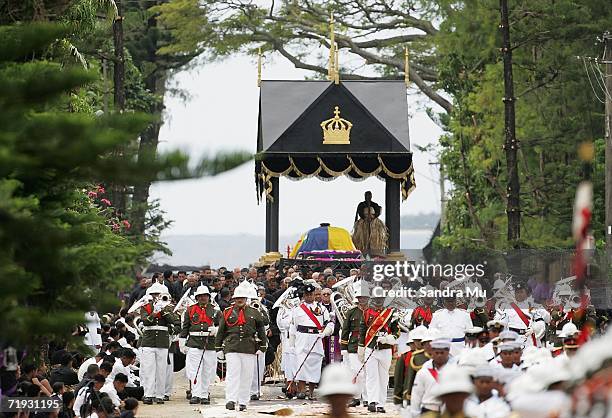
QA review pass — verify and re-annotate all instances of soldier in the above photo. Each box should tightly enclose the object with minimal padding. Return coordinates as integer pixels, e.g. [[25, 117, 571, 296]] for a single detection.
[[409, 338, 451, 417], [276, 298, 296, 398], [339, 285, 369, 407], [393, 325, 427, 409], [248, 283, 269, 401], [292, 283, 334, 400], [139, 282, 178, 405], [179, 284, 219, 405], [358, 295, 399, 413], [411, 285, 438, 328], [215, 281, 268, 412], [420, 365, 474, 418], [493, 282, 550, 347]]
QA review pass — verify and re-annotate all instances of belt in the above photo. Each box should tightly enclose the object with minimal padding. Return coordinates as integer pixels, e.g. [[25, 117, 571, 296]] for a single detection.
[[509, 327, 526, 335], [143, 326, 168, 331], [189, 331, 210, 337], [297, 325, 320, 334], [451, 337, 465, 343]]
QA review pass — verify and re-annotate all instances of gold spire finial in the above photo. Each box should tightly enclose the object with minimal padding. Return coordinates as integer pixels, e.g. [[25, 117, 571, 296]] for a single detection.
[[328, 12, 336, 81], [257, 47, 262, 87], [334, 42, 340, 84], [404, 46, 410, 87]]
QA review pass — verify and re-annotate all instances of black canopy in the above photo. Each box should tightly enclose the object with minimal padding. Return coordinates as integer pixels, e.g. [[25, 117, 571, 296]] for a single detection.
[[255, 80, 415, 201]]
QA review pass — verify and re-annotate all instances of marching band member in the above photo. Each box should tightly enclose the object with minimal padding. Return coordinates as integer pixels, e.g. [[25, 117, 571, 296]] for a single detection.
[[248, 283, 269, 401], [276, 298, 297, 398], [179, 284, 219, 405], [215, 281, 268, 412], [292, 283, 334, 400], [393, 325, 427, 410], [340, 285, 369, 407], [494, 282, 550, 347], [358, 295, 399, 413], [429, 295, 473, 356], [139, 282, 177, 405]]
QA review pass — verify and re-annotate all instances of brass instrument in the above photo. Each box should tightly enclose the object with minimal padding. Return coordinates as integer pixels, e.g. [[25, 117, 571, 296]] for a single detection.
[[330, 276, 357, 324]]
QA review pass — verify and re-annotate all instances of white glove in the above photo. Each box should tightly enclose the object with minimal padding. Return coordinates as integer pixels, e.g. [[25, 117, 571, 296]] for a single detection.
[[403, 399, 409, 408], [380, 335, 397, 345], [207, 326, 218, 337], [255, 350, 264, 356], [357, 346, 365, 363], [341, 350, 348, 359], [153, 301, 164, 313], [217, 351, 225, 361], [178, 338, 187, 354], [320, 326, 333, 337], [524, 328, 534, 337]]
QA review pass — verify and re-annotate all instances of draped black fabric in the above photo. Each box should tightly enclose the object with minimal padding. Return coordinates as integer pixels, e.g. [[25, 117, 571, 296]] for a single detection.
[[256, 153, 415, 202]]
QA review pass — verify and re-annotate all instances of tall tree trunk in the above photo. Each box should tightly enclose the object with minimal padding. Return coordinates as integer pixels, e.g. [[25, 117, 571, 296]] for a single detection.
[[500, 0, 521, 244], [131, 7, 164, 236], [110, 0, 127, 214]]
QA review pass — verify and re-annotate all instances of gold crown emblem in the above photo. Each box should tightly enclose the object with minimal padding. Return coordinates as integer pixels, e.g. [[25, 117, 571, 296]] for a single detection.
[[321, 106, 352, 145]]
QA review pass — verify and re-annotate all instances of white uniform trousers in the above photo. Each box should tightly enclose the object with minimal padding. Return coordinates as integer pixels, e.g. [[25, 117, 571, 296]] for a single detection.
[[186, 348, 217, 398], [364, 347, 391, 407], [282, 351, 297, 381], [165, 351, 174, 397], [250, 351, 266, 396], [140, 347, 168, 399], [225, 352, 256, 406], [347, 352, 367, 401]]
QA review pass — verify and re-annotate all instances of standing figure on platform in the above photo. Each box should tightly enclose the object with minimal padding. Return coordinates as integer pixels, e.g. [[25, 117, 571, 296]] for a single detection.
[[352, 191, 387, 255], [139, 282, 178, 405], [292, 284, 334, 400], [358, 296, 400, 413], [215, 281, 268, 412], [179, 284, 219, 405]]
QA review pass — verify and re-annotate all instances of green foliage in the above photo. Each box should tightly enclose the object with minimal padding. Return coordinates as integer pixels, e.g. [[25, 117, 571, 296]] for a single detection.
[[434, 0, 608, 250], [0, 23, 188, 349]]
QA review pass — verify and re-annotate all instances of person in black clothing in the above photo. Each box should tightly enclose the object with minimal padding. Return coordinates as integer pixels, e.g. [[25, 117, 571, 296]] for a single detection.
[[60, 391, 76, 418], [128, 277, 149, 308], [216, 287, 231, 310], [50, 353, 79, 386]]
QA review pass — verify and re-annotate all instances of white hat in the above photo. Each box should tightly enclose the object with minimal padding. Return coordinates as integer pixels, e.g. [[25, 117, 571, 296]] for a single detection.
[[499, 330, 519, 341], [472, 365, 495, 378], [529, 360, 571, 388], [232, 281, 252, 299], [421, 328, 442, 343], [353, 285, 370, 299], [457, 347, 489, 374], [431, 338, 451, 350], [493, 279, 506, 290], [194, 285, 211, 297], [410, 325, 428, 341], [559, 322, 578, 338], [487, 319, 506, 328], [146, 282, 167, 295], [318, 364, 358, 398], [246, 283, 259, 299], [465, 326, 484, 336], [498, 342, 515, 352], [432, 365, 474, 397]]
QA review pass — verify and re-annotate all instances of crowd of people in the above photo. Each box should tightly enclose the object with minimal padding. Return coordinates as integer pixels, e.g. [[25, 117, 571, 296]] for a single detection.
[[3, 263, 611, 418]]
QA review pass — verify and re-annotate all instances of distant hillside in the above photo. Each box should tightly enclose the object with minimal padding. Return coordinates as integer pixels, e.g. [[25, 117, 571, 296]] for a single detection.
[[400, 212, 440, 229]]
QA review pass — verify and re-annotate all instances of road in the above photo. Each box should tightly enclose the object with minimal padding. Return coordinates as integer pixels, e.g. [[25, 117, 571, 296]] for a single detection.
[[138, 370, 403, 418]]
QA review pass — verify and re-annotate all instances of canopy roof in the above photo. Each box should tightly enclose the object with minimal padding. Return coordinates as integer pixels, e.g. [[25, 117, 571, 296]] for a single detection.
[[255, 80, 415, 200]]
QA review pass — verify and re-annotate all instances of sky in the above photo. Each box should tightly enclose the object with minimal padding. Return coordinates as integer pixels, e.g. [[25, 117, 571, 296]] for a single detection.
[[149, 54, 444, 237]]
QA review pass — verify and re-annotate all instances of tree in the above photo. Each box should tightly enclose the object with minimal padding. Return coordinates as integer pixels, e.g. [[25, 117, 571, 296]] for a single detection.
[[0, 22, 192, 356]]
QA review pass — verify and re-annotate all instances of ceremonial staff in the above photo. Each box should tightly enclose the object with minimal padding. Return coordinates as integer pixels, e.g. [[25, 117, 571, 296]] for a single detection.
[[287, 337, 321, 391]]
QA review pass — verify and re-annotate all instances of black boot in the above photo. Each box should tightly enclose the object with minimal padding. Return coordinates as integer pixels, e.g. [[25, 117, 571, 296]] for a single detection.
[[239, 404, 247, 411], [225, 401, 235, 410], [155, 398, 164, 404], [363, 400, 369, 407], [368, 402, 377, 412], [376, 406, 386, 413], [296, 392, 306, 400], [189, 397, 200, 404], [143, 397, 153, 405], [200, 397, 210, 405], [163, 395, 170, 401], [250, 394, 260, 401], [348, 398, 361, 407]]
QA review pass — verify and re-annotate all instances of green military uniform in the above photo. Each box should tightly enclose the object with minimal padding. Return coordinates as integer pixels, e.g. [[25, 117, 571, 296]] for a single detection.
[[215, 305, 268, 354], [358, 307, 401, 349], [340, 306, 364, 353], [139, 302, 178, 348], [180, 302, 220, 351], [393, 349, 430, 405]]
